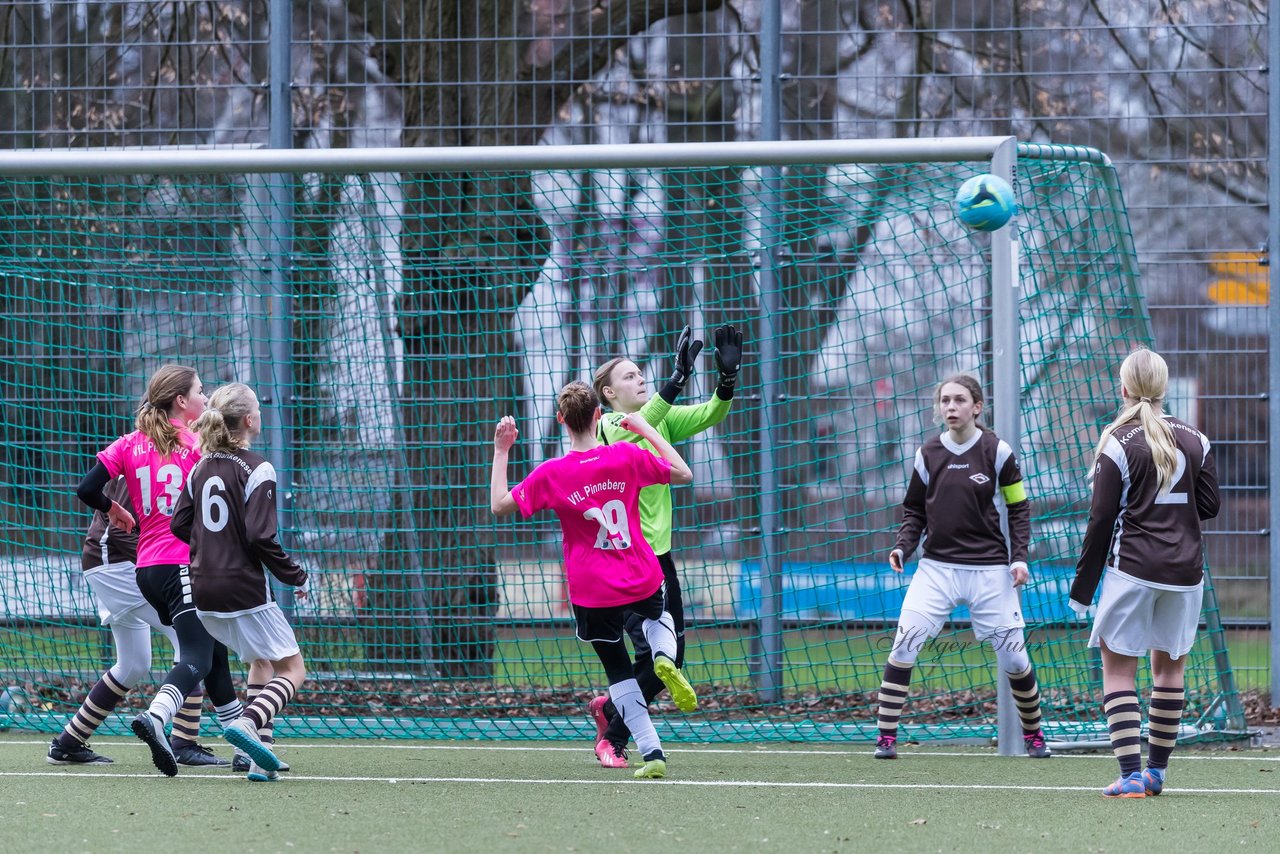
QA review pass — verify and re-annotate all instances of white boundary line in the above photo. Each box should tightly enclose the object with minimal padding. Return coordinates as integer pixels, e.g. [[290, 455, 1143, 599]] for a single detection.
[[4, 738, 1278, 760], [1, 769, 1279, 794]]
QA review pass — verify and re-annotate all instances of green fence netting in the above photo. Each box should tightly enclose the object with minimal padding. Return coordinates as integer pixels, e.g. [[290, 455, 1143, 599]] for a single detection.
[[0, 142, 1244, 742]]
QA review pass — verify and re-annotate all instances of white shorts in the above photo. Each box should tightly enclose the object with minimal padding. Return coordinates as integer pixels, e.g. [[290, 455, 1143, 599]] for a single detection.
[[1088, 570, 1202, 659], [197, 605, 301, 663], [84, 561, 164, 629], [899, 558, 1025, 641]]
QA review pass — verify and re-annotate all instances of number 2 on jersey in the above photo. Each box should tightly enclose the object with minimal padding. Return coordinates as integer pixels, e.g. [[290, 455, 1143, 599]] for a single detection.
[[135, 464, 184, 516], [1154, 449, 1188, 505], [584, 499, 631, 550]]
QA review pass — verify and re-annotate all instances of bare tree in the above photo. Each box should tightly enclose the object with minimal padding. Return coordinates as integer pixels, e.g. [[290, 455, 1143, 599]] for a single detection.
[[370, 0, 728, 673]]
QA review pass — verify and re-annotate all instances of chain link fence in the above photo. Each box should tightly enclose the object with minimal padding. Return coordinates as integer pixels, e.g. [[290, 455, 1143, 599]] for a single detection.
[[0, 0, 1270, 702]]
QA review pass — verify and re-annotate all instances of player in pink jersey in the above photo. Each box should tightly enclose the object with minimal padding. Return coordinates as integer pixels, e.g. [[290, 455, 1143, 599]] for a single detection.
[[48, 475, 226, 769], [491, 381, 697, 779], [76, 364, 244, 776]]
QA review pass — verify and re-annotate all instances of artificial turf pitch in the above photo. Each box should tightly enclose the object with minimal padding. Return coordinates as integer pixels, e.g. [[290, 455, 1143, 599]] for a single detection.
[[1, 736, 1276, 853]]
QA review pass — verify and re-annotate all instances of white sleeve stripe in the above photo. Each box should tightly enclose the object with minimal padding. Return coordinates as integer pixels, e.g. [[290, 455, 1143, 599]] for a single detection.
[[1101, 435, 1130, 485], [913, 449, 928, 486], [995, 439, 1013, 477], [244, 461, 277, 503]]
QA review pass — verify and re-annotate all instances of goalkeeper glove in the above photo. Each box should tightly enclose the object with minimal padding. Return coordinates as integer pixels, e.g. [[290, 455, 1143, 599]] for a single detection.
[[714, 323, 743, 397], [660, 325, 703, 402]]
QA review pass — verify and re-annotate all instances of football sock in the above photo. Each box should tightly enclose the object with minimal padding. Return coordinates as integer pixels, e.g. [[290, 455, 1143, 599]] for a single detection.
[[1104, 690, 1142, 776], [608, 678, 661, 759], [247, 681, 275, 742], [876, 660, 913, 739], [1146, 685, 1185, 770], [56, 669, 128, 750], [215, 698, 245, 730], [170, 687, 205, 746], [602, 655, 668, 745], [641, 612, 678, 663], [146, 683, 184, 729], [243, 676, 296, 732], [1006, 664, 1044, 735]]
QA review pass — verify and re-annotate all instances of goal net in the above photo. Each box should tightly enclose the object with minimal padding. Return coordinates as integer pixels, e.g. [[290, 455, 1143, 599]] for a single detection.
[[0, 138, 1244, 744]]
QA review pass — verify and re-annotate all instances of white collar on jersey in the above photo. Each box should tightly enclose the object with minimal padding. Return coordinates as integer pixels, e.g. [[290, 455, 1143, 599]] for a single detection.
[[939, 428, 983, 456]]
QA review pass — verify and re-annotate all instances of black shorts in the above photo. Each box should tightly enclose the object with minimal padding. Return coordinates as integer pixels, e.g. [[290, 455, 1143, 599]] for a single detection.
[[135, 563, 195, 626], [573, 583, 666, 644]]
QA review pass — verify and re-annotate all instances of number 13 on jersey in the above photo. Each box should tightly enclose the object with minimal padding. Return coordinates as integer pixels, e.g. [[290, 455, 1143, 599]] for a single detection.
[[135, 464, 183, 516]]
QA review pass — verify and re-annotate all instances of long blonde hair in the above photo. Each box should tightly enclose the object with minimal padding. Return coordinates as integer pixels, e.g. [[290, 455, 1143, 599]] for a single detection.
[[192, 383, 257, 454], [135, 364, 197, 457], [1093, 348, 1178, 493]]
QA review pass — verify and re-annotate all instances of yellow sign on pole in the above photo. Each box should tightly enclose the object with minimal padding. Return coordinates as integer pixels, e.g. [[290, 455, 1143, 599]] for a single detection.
[[1206, 251, 1268, 305]]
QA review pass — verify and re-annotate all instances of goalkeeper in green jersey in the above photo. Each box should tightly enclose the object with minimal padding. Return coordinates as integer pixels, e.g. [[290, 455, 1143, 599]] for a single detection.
[[585, 322, 743, 769]]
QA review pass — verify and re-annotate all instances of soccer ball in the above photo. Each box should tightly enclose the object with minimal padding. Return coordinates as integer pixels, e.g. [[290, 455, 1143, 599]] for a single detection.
[[954, 174, 1017, 231]]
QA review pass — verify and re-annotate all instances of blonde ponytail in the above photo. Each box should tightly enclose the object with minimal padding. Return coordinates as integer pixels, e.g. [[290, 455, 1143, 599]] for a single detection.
[[1093, 348, 1178, 493], [193, 383, 257, 454]]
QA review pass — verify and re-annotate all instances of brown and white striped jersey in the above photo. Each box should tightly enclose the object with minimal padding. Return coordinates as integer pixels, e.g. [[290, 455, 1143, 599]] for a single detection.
[[893, 429, 1030, 569], [81, 476, 138, 571], [170, 448, 306, 615], [1071, 416, 1219, 605]]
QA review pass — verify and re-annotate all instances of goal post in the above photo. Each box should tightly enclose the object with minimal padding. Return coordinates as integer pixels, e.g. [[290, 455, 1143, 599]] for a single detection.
[[0, 138, 1246, 745]]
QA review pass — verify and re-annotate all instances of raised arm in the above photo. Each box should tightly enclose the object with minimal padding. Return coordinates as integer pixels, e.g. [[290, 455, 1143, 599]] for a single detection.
[[659, 323, 743, 442], [490, 416, 520, 516], [660, 325, 703, 405], [599, 327, 703, 446], [619, 412, 692, 484]]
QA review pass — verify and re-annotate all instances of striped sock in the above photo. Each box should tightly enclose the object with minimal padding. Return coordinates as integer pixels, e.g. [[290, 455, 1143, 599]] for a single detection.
[[244, 677, 296, 732], [1007, 665, 1044, 735], [1104, 690, 1142, 776], [146, 683, 185, 729], [214, 698, 244, 731], [1146, 685, 1185, 770], [170, 687, 204, 746], [56, 669, 129, 750], [876, 660, 913, 739], [248, 682, 275, 744]]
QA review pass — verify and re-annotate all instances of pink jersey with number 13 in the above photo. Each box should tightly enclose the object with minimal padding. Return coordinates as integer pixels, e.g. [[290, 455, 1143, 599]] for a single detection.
[[97, 421, 202, 568]]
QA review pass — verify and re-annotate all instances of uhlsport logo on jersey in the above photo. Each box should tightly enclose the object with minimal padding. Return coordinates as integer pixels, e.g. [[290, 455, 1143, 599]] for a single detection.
[[969, 473, 990, 485]]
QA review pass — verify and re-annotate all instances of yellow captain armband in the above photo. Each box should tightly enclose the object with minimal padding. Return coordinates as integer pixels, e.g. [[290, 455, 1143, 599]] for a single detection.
[[1000, 481, 1027, 504]]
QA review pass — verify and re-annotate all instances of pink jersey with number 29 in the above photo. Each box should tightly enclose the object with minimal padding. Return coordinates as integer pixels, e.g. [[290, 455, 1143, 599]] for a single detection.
[[512, 441, 672, 608], [97, 421, 201, 568]]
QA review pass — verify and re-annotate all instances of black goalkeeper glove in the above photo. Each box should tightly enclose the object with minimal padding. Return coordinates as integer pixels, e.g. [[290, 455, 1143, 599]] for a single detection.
[[660, 325, 703, 403], [714, 323, 743, 397]]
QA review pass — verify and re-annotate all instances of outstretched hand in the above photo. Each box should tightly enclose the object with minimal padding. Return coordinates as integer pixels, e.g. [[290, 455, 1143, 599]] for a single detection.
[[714, 323, 743, 378], [494, 416, 519, 453], [671, 325, 704, 385]]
